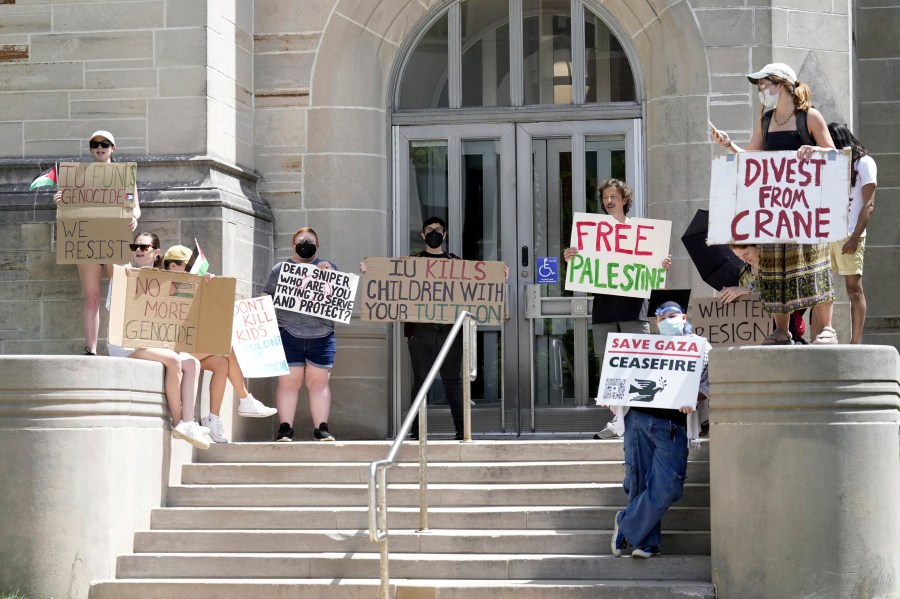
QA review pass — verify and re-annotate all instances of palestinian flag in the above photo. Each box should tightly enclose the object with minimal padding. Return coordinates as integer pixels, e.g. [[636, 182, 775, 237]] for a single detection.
[[30, 164, 58, 190], [186, 239, 209, 275]]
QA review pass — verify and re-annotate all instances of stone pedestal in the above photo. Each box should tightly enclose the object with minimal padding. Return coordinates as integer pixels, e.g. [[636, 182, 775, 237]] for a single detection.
[[709, 346, 900, 599], [0, 356, 192, 599]]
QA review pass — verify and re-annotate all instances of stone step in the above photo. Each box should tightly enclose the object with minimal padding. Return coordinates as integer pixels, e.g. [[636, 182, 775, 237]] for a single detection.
[[151, 505, 710, 531], [166, 482, 709, 508], [197, 440, 710, 464], [89, 578, 716, 599], [115, 553, 711, 581], [181, 460, 710, 485], [132, 529, 710, 555]]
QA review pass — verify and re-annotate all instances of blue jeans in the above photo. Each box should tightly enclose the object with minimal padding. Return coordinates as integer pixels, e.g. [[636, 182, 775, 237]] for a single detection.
[[619, 409, 689, 548]]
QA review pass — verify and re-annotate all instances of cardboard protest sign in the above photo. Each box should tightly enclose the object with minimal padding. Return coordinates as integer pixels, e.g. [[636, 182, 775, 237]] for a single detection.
[[272, 262, 359, 324], [566, 213, 671, 298], [689, 297, 773, 347], [108, 265, 236, 355], [55, 162, 137, 264], [597, 333, 705, 410], [232, 296, 289, 378], [360, 257, 507, 326], [708, 149, 851, 244]]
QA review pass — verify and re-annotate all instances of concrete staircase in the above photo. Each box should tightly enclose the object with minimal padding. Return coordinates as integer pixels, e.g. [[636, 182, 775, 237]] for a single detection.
[[89, 440, 715, 598]]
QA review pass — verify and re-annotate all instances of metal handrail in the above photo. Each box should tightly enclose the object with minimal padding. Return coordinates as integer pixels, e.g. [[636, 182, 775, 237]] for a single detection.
[[368, 311, 478, 599]]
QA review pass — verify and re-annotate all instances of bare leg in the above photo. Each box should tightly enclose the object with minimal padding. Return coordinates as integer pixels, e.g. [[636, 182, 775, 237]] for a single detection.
[[129, 348, 184, 424], [227, 352, 250, 397], [198, 354, 229, 415], [305, 364, 332, 425], [275, 365, 304, 426], [845, 275, 866, 344], [179, 354, 201, 422], [77, 264, 104, 353], [811, 302, 834, 338], [773, 313, 790, 333]]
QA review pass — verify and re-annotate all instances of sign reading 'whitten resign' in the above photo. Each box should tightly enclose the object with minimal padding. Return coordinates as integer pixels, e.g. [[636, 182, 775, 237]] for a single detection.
[[708, 149, 851, 244], [566, 213, 671, 298], [272, 262, 359, 324], [360, 257, 506, 326]]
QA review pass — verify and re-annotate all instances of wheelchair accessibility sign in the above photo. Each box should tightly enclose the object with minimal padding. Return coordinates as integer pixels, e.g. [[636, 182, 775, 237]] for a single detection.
[[536, 257, 558, 284]]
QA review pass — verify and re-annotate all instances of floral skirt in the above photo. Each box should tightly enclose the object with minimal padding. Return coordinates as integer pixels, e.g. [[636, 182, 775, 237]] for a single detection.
[[757, 243, 833, 314]]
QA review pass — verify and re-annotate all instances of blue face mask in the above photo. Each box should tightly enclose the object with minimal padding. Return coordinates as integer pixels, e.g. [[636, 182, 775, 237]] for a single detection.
[[658, 316, 685, 336]]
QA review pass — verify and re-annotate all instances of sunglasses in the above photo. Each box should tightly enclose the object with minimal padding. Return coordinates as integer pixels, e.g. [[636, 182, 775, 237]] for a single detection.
[[89, 140, 112, 149], [164, 260, 186, 266], [129, 243, 156, 251]]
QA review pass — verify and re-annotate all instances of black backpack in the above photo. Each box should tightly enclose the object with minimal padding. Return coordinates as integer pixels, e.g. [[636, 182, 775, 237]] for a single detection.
[[761, 109, 814, 147]]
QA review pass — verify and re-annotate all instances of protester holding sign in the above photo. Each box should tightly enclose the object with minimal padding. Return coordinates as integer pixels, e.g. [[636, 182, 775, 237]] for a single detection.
[[827, 123, 877, 344], [52, 131, 142, 356], [164, 245, 277, 443], [610, 296, 709, 560], [262, 227, 338, 442], [562, 179, 671, 440], [710, 63, 838, 345], [106, 233, 210, 450]]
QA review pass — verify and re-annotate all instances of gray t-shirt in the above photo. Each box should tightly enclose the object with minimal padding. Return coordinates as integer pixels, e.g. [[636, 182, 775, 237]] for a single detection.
[[263, 257, 338, 339]]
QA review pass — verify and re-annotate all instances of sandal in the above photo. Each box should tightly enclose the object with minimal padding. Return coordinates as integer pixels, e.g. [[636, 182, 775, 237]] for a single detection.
[[762, 328, 793, 346], [813, 326, 839, 345]]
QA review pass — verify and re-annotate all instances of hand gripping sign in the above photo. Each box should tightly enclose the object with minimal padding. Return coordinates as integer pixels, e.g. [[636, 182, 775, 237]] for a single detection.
[[708, 149, 851, 244], [271, 262, 359, 324], [566, 213, 672, 298]]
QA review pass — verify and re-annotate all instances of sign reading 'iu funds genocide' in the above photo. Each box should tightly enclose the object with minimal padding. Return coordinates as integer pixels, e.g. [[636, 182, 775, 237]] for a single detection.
[[56, 162, 137, 264], [690, 297, 773, 347], [566, 213, 671, 298], [272, 262, 359, 324], [108, 265, 236, 355], [597, 333, 705, 410], [232, 296, 289, 378], [708, 149, 851, 244], [360, 257, 507, 326]]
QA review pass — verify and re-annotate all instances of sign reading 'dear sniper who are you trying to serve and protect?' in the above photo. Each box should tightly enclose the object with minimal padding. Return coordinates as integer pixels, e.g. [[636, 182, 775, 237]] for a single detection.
[[565, 213, 671, 298], [56, 162, 137, 264], [272, 262, 359, 324]]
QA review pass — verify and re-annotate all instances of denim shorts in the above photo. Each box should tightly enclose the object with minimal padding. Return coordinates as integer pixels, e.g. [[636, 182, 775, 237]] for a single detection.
[[280, 329, 335, 369]]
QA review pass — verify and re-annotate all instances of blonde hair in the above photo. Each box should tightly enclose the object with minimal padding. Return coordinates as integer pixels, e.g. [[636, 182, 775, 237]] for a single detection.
[[292, 226, 319, 245]]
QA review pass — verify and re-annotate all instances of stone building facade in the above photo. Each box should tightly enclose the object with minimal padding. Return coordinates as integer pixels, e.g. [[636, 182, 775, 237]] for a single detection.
[[0, 0, 896, 440]]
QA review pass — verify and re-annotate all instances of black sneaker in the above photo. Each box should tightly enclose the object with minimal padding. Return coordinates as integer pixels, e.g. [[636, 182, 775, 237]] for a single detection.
[[84, 347, 96, 356], [276, 422, 293, 442], [314, 422, 335, 441], [454, 431, 464, 441]]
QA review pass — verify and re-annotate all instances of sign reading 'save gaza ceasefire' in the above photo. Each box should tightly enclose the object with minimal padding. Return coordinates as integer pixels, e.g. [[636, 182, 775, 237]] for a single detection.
[[55, 162, 137, 265], [597, 333, 706, 410], [360, 257, 507, 326], [565, 213, 671, 299], [708, 149, 851, 244]]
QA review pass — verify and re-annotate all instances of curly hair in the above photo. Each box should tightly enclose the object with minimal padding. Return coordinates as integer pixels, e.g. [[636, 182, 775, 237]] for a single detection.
[[598, 178, 633, 215]]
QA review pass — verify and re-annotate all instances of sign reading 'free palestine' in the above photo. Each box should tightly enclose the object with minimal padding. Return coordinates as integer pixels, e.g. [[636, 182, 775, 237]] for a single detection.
[[565, 212, 671, 299]]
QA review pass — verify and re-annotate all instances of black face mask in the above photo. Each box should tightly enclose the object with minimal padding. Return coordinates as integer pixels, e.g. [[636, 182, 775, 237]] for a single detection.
[[295, 241, 316, 259], [424, 230, 444, 249]]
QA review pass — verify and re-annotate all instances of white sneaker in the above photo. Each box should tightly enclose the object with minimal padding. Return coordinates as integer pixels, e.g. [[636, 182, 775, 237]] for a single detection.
[[593, 422, 620, 440], [173, 420, 211, 450], [201, 414, 229, 443], [238, 394, 277, 418]]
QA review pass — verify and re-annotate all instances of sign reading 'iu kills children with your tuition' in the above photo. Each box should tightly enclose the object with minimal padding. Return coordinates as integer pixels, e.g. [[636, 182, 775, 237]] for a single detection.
[[56, 162, 137, 264], [597, 333, 706, 410], [708, 149, 851, 244], [272, 262, 359, 324], [566, 213, 671, 298], [360, 257, 507, 326]]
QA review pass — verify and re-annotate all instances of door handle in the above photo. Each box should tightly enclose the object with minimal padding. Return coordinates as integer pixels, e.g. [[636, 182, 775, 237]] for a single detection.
[[521, 246, 529, 267]]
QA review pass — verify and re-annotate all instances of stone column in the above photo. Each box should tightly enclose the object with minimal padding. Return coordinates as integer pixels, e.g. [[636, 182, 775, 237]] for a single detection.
[[709, 346, 900, 599], [0, 356, 193, 598]]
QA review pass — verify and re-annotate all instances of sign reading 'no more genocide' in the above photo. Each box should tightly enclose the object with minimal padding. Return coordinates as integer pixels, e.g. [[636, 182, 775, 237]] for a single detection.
[[272, 262, 359, 324], [360, 257, 507, 326], [56, 162, 137, 264], [708, 149, 851, 244]]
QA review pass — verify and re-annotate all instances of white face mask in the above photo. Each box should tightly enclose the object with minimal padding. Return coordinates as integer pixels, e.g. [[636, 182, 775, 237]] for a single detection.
[[657, 316, 685, 337], [759, 89, 780, 110]]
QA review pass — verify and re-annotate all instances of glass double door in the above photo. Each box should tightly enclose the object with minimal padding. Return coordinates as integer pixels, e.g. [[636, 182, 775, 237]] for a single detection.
[[394, 119, 641, 436]]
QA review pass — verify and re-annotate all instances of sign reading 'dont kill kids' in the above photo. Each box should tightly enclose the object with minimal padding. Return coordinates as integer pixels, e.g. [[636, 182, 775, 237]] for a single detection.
[[232, 295, 289, 378], [597, 333, 706, 410], [566, 213, 672, 298], [361, 257, 507, 326], [689, 297, 773, 347], [56, 162, 137, 264], [708, 149, 851, 244], [272, 262, 359, 324], [108, 265, 236, 355]]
